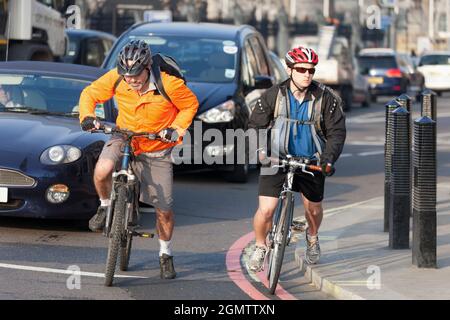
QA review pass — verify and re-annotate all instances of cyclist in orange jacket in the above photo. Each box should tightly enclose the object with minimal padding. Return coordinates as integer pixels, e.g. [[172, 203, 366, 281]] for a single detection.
[[79, 40, 199, 279]]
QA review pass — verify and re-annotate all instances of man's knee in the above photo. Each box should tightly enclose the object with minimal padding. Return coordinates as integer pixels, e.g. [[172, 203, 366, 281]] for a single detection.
[[304, 202, 323, 217], [257, 205, 277, 221], [94, 160, 114, 183]]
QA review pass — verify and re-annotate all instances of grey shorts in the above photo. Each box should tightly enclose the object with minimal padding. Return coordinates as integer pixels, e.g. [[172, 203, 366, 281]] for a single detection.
[[99, 136, 174, 211]]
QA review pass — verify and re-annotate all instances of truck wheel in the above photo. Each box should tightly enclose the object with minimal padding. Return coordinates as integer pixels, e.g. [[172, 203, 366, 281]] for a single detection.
[[8, 43, 54, 61]]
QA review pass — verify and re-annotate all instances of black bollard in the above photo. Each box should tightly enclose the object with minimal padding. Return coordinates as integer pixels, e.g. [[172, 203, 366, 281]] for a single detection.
[[421, 89, 437, 121], [389, 106, 411, 249], [397, 93, 413, 217], [396, 93, 412, 113], [385, 100, 402, 232], [412, 116, 437, 268]]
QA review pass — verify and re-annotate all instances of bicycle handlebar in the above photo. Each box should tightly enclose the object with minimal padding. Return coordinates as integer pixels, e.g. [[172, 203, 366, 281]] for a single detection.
[[90, 121, 160, 140], [256, 148, 333, 176]]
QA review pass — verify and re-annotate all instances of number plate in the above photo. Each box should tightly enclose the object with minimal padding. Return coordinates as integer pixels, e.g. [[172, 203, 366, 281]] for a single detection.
[[368, 77, 384, 85], [0, 187, 8, 203]]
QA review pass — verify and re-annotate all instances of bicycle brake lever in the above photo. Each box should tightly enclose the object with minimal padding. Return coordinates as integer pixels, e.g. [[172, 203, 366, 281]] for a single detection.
[[301, 167, 315, 177]]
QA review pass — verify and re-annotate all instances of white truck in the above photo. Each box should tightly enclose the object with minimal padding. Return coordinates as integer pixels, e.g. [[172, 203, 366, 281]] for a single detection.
[[0, 0, 66, 61], [291, 27, 355, 111]]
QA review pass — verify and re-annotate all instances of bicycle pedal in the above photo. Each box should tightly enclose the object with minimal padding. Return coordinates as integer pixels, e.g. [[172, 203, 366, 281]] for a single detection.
[[131, 231, 154, 238]]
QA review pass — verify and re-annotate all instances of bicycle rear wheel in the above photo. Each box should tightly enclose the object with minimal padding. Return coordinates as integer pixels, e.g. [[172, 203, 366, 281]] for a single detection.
[[104, 184, 127, 286], [268, 192, 293, 294]]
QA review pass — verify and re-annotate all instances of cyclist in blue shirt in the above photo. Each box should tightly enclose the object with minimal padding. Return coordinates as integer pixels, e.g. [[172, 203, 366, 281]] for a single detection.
[[247, 46, 346, 272]]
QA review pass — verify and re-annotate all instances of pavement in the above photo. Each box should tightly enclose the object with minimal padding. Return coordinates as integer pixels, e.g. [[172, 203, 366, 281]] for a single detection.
[[293, 182, 450, 300]]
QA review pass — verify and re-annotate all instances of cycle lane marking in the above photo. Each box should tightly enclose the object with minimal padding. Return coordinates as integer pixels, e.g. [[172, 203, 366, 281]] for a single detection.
[[0, 263, 149, 279], [226, 196, 381, 300]]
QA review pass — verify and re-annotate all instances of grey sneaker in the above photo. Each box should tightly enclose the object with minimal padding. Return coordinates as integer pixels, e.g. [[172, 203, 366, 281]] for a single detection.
[[247, 245, 267, 273], [159, 254, 177, 279], [304, 230, 321, 265], [88, 206, 107, 232]]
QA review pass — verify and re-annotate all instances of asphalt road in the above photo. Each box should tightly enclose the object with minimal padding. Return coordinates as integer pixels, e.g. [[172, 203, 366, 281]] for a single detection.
[[1, 94, 450, 300]]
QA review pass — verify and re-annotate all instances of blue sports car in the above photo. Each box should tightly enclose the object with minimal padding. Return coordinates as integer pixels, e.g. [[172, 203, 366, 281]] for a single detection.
[[0, 62, 117, 219]]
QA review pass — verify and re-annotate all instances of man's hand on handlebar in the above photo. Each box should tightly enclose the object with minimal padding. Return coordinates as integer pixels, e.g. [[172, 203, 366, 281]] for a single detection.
[[321, 162, 335, 177], [81, 116, 101, 132], [159, 128, 179, 143]]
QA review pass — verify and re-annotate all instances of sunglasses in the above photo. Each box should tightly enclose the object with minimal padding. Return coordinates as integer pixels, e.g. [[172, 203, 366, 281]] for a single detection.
[[293, 67, 316, 75]]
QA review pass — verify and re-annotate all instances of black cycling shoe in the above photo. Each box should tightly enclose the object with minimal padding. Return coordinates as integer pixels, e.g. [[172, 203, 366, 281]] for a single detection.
[[88, 206, 107, 232], [159, 254, 177, 279]]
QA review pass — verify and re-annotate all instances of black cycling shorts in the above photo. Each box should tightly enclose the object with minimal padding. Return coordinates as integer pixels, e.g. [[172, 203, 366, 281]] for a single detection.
[[258, 166, 325, 203]]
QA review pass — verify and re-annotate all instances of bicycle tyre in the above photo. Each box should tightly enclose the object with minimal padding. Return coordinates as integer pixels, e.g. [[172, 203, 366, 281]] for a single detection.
[[267, 200, 283, 281], [119, 233, 132, 271], [104, 184, 127, 286], [268, 192, 293, 294]]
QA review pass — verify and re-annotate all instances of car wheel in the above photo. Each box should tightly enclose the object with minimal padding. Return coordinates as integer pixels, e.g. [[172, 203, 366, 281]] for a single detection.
[[225, 163, 249, 183], [224, 139, 249, 183], [340, 86, 352, 112], [361, 92, 370, 108]]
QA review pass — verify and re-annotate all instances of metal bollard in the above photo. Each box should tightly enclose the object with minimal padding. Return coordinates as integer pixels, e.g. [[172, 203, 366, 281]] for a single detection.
[[397, 93, 413, 217], [396, 93, 412, 113], [389, 106, 411, 249], [385, 100, 402, 232], [412, 116, 437, 268], [421, 89, 437, 121]]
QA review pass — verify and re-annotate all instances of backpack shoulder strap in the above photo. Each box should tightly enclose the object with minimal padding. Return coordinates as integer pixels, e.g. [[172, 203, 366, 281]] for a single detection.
[[113, 75, 124, 93], [273, 88, 283, 118], [151, 61, 173, 104]]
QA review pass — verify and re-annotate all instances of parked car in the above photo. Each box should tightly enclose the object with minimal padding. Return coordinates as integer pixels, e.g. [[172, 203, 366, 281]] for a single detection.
[[0, 62, 116, 219], [103, 22, 275, 182], [268, 51, 289, 84], [357, 48, 419, 102], [351, 56, 371, 108], [417, 51, 450, 96], [62, 29, 117, 67]]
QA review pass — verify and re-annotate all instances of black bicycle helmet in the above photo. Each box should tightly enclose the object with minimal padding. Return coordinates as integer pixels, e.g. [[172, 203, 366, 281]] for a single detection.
[[117, 40, 152, 76]]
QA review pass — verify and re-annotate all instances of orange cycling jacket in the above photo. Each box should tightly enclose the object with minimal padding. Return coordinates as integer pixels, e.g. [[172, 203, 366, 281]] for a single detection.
[[79, 68, 199, 155]]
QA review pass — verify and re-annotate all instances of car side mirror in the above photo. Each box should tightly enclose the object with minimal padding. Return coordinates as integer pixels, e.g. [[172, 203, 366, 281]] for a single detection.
[[254, 75, 274, 90]]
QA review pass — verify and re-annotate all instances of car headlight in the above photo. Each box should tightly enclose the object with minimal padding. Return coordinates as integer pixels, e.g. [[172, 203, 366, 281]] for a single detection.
[[40, 145, 82, 165], [197, 100, 235, 123]]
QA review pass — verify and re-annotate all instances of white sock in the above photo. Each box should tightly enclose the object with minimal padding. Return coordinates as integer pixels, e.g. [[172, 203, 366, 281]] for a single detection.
[[159, 239, 172, 257], [100, 199, 111, 207]]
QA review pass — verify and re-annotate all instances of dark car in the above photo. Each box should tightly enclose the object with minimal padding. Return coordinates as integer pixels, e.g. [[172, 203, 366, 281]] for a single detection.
[[268, 51, 289, 85], [103, 22, 274, 182], [0, 62, 117, 219], [63, 29, 117, 67], [357, 48, 423, 102]]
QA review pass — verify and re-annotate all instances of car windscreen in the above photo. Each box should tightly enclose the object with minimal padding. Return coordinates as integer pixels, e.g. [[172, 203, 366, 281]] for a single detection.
[[419, 55, 450, 66], [62, 37, 80, 64], [358, 56, 397, 70], [105, 35, 238, 83], [0, 74, 105, 119]]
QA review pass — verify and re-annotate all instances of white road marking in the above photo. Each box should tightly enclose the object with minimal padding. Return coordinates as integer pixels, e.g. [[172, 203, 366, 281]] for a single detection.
[[0, 263, 149, 279], [357, 150, 385, 157]]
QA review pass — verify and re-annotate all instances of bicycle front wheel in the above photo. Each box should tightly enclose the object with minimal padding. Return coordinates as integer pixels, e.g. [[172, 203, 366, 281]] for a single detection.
[[119, 233, 133, 272], [104, 185, 127, 286], [268, 192, 294, 295]]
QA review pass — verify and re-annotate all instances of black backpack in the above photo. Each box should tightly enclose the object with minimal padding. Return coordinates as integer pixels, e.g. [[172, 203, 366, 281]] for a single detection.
[[113, 53, 185, 104]]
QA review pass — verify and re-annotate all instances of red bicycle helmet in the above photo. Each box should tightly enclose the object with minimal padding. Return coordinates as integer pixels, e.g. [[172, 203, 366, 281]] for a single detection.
[[285, 46, 319, 66]]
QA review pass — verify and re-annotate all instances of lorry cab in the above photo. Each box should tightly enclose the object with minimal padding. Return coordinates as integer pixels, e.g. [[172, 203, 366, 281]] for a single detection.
[[0, 0, 66, 61]]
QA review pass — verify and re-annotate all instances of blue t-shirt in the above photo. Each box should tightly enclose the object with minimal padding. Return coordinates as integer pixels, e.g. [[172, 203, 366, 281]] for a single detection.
[[287, 90, 317, 158]]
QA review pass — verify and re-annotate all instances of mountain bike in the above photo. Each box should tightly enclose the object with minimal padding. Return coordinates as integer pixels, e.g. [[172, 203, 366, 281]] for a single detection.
[[93, 124, 157, 286], [264, 154, 327, 294]]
